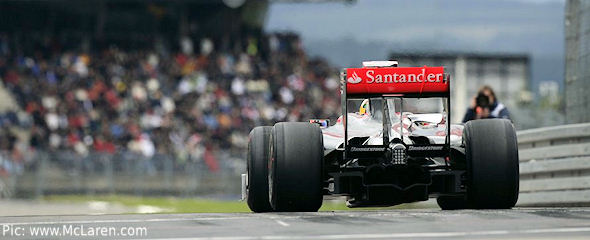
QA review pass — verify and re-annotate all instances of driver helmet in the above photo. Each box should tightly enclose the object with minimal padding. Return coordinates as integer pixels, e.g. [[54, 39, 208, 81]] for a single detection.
[[359, 99, 370, 115]]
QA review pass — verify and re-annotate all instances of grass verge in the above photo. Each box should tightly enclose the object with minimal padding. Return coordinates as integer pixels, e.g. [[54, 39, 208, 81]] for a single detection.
[[43, 195, 435, 213]]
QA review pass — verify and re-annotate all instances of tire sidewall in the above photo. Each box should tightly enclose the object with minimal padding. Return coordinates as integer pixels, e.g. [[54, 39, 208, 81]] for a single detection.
[[464, 119, 519, 209], [247, 126, 273, 212], [269, 122, 324, 212]]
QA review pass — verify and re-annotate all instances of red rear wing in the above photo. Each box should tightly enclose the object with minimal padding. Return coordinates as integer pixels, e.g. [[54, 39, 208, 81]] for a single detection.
[[345, 66, 449, 97]]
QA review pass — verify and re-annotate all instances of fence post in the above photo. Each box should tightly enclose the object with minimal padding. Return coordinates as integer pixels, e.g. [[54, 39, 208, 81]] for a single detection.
[[0, 151, 15, 198], [163, 154, 173, 192], [134, 153, 144, 196], [85, 153, 94, 195], [34, 151, 46, 199], [70, 152, 81, 193], [7, 165, 17, 198], [104, 153, 114, 194], [186, 159, 198, 197]]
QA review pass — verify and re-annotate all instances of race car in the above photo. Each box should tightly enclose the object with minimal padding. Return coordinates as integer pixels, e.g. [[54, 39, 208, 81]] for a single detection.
[[242, 61, 519, 212]]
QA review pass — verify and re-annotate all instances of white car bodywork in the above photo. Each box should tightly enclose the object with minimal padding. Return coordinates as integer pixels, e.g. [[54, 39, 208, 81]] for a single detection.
[[322, 113, 464, 150]]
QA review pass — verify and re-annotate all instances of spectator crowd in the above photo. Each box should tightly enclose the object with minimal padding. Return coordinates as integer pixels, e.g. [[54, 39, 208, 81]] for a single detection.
[[0, 33, 341, 175]]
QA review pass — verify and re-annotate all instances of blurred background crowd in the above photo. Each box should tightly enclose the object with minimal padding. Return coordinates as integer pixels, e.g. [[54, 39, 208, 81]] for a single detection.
[[0, 31, 340, 177]]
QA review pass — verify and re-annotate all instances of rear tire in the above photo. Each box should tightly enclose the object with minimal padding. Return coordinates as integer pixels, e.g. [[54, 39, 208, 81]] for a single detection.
[[246, 126, 273, 212], [269, 122, 324, 212], [463, 119, 519, 209]]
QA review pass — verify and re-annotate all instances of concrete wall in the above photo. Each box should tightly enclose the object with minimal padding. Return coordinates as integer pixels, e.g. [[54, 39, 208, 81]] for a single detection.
[[565, 0, 590, 123]]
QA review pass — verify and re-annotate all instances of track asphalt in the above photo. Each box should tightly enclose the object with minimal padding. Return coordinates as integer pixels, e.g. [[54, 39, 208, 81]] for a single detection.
[[1, 208, 590, 239]]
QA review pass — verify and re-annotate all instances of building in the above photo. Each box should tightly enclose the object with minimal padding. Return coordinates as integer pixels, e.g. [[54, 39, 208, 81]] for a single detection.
[[565, 0, 590, 123], [389, 52, 530, 124]]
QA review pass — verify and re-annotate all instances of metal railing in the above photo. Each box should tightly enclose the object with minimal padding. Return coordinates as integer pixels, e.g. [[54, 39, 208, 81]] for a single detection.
[[517, 123, 590, 206], [0, 150, 246, 199], [2, 123, 590, 206]]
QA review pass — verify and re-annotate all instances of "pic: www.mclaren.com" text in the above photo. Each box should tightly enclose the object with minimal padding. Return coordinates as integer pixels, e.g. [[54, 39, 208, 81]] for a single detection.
[[2, 224, 147, 238]]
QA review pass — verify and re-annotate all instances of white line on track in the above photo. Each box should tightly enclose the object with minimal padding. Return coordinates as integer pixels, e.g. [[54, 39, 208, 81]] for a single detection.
[[145, 227, 590, 240], [274, 220, 290, 227], [0, 214, 318, 226], [0, 216, 251, 226]]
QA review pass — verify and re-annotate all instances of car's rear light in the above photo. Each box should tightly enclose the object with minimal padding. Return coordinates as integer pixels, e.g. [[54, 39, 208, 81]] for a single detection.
[[390, 143, 407, 165]]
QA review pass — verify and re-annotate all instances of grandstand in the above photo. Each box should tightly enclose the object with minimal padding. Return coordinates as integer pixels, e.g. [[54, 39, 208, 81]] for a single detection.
[[0, 0, 340, 196], [0, 0, 268, 51]]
